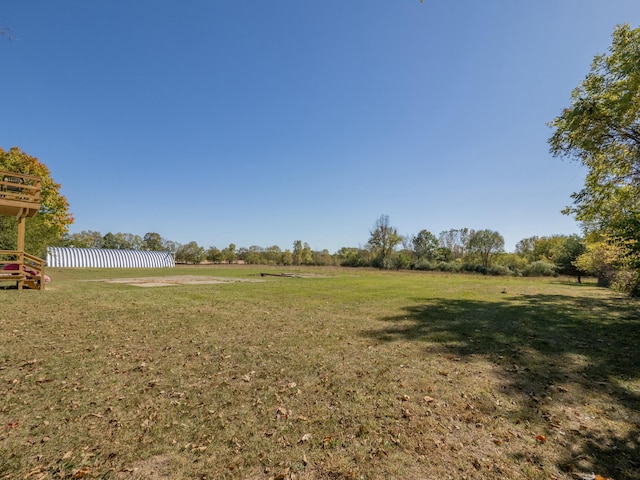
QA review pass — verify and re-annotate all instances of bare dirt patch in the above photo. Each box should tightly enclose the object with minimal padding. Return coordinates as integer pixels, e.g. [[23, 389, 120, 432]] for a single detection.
[[98, 275, 264, 287], [117, 454, 173, 479]]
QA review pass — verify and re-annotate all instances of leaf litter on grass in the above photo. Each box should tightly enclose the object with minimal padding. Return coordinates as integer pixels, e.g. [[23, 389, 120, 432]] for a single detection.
[[1, 268, 638, 479]]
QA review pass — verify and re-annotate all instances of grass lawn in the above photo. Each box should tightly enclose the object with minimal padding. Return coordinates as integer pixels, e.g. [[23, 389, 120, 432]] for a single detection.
[[1, 266, 639, 479]]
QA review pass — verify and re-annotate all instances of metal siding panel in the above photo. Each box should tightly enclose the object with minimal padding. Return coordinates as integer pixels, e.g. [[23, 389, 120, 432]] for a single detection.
[[44, 247, 175, 268], [132, 250, 142, 268], [113, 249, 122, 268], [144, 251, 153, 268]]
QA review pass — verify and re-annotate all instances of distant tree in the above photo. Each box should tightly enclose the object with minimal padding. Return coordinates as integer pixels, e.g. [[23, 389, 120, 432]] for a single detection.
[[101, 232, 138, 250], [220, 243, 236, 263], [242, 245, 263, 264], [163, 239, 179, 253], [175, 241, 205, 264], [556, 236, 587, 278], [0, 147, 73, 257], [206, 246, 222, 263], [515, 236, 538, 262], [281, 249, 293, 266], [265, 245, 282, 264], [465, 229, 504, 268], [395, 250, 413, 270], [337, 247, 369, 267], [63, 230, 103, 248], [124, 233, 143, 250], [439, 228, 469, 260], [301, 242, 314, 265], [312, 249, 334, 266], [515, 234, 585, 276], [292, 240, 304, 265], [534, 235, 586, 277], [143, 232, 164, 251], [412, 229, 440, 261], [367, 215, 402, 268]]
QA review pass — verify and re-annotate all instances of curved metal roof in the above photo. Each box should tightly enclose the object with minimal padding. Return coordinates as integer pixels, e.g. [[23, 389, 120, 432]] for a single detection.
[[46, 247, 175, 268]]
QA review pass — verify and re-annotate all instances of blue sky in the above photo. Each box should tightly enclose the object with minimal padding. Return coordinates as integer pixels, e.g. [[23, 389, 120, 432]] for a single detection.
[[2, 1, 639, 253]]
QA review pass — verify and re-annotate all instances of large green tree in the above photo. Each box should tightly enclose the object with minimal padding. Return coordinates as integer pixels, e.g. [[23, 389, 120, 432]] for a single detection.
[[549, 24, 640, 232], [0, 147, 73, 256], [549, 24, 640, 293]]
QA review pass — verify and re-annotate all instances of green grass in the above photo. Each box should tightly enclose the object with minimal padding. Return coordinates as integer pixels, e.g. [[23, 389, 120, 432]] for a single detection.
[[1, 266, 638, 479]]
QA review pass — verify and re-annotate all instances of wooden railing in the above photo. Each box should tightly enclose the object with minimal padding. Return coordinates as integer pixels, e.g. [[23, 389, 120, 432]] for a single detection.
[[0, 171, 42, 205], [0, 250, 46, 290]]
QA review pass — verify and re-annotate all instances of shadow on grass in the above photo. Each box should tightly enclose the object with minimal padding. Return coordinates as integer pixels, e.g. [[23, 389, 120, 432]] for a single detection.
[[367, 293, 640, 479]]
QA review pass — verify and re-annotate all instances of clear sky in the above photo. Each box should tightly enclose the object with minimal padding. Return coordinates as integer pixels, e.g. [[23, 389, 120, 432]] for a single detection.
[[2, 1, 639, 253]]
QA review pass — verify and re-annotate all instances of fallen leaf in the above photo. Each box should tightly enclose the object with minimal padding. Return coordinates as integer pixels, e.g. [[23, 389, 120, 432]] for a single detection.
[[276, 407, 291, 419], [72, 467, 90, 479], [23, 466, 45, 479]]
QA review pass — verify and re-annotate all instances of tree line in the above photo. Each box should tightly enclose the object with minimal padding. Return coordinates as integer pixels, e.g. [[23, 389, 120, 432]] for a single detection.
[[57, 217, 587, 280]]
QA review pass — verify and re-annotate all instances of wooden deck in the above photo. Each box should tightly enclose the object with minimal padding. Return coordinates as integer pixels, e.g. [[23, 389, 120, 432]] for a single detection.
[[0, 170, 42, 218], [0, 251, 47, 290], [0, 170, 46, 290]]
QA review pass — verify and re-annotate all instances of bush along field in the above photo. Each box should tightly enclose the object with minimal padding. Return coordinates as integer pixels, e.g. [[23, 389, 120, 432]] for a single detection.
[[1, 266, 639, 480]]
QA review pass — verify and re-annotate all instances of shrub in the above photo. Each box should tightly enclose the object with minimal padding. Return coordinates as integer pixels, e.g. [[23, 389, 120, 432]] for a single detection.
[[413, 259, 437, 271], [522, 261, 558, 277], [610, 269, 640, 297], [486, 264, 514, 276], [437, 261, 463, 273]]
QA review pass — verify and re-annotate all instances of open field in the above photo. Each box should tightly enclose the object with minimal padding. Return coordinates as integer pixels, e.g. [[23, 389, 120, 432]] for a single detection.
[[1, 266, 639, 479]]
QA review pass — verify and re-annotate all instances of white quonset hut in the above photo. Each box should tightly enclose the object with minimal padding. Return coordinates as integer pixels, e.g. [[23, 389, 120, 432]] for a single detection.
[[46, 247, 175, 268]]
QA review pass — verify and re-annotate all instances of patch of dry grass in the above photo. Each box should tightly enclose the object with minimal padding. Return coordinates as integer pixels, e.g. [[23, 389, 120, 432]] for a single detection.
[[1, 267, 638, 479]]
